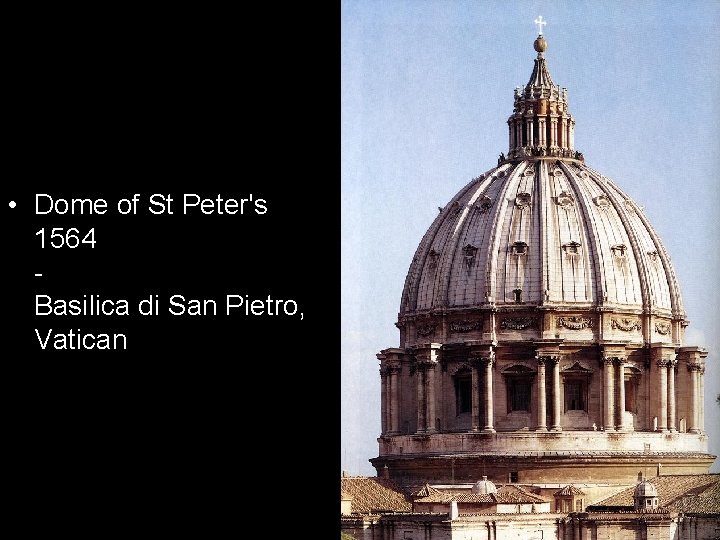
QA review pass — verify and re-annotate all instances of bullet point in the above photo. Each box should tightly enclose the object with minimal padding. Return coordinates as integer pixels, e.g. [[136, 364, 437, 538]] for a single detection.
[[9, 201, 16, 208]]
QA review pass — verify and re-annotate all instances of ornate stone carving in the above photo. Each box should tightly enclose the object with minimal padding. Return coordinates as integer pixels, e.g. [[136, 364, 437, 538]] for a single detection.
[[610, 244, 627, 259], [553, 168, 564, 176], [656, 359, 670, 368], [655, 321, 671, 335], [557, 316, 593, 330], [476, 195, 493, 214], [537, 355, 559, 365], [448, 362, 472, 376], [450, 320, 481, 333], [556, 191, 574, 207], [611, 318, 641, 332], [562, 241, 581, 256], [593, 194, 610, 209], [416, 324, 436, 337], [471, 353, 495, 367], [562, 361, 593, 373], [515, 192, 532, 208], [500, 316, 538, 330], [462, 244, 478, 272], [603, 356, 621, 366]]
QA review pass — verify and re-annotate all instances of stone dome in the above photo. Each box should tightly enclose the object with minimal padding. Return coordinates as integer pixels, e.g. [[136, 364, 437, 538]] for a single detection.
[[634, 480, 658, 498], [471, 476, 497, 494], [398, 33, 686, 349], [373, 28, 712, 487]]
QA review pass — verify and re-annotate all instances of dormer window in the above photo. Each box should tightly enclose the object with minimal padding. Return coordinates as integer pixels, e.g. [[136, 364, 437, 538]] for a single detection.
[[462, 244, 478, 271], [556, 191, 574, 207], [562, 241, 581, 255], [611, 244, 627, 258], [511, 241, 528, 255], [515, 193, 532, 208], [476, 195, 493, 214], [513, 289, 523, 303], [593, 194, 610, 208]]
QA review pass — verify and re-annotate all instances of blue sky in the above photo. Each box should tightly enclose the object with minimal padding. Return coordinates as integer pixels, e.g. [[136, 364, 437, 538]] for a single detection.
[[341, 0, 720, 476]]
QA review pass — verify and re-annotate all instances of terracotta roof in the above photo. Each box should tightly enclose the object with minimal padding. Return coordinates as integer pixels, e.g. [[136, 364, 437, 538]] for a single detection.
[[415, 484, 548, 505], [555, 485, 585, 497], [495, 485, 548, 504], [413, 483, 444, 499], [340, 477, 412, 513], [589, 474, 719, 512]]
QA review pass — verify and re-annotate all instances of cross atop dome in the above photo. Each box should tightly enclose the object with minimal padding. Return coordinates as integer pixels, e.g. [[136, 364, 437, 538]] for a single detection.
[[534, 15, 546, 36]]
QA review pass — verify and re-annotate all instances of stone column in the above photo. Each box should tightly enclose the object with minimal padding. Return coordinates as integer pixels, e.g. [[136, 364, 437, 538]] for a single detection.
[[536, 356, 547, 431], [688, 364, 700, 433], [699, 367, 705, 433], [389, 367, 400, 434], [538, 118, 546, 147], [549, 117, 558, 147], [471, 363, 480, 431], [526, 118, 534, 147], [603, 358, 615, 431], [615, 359, 626, 431], [426, 364, 437, 433], [657, 360, 668, 432], [515, 122, 522, 149], [483, 357, 495, 433], [380, 368, 388, 435], [559, 116, 567, 148], [416, 367, 426, 433], [508, 121, 514, 151], [551, 356, 562, 431], [667, 360, 676, 432]]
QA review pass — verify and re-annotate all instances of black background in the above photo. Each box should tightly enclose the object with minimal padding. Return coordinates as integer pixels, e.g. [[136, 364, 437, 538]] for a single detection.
[[6, 6, 338, 532]]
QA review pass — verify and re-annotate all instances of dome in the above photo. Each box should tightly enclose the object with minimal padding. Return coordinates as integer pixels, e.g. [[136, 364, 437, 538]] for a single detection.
[[471, 476, 497, 494], [634, 480, 658, 498], [398, 32, 686, 349], [373, 25, 712, 487]]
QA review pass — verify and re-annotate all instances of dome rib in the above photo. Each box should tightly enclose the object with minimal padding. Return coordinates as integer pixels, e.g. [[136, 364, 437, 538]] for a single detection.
[[485, 164, 522, 303]]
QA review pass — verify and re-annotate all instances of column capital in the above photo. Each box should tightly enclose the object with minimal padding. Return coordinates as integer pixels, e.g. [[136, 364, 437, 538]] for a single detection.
[[537, 354, 559, 365], [469, 348, 495, 366], [687, 363, 702, 373], [656, 359, 670, 368], [603, 356, 622, 366], [387, 365, 402, 375]]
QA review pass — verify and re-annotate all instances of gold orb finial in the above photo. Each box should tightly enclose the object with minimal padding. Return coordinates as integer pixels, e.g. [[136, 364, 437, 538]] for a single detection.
[[534, 36, 548, 53]]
